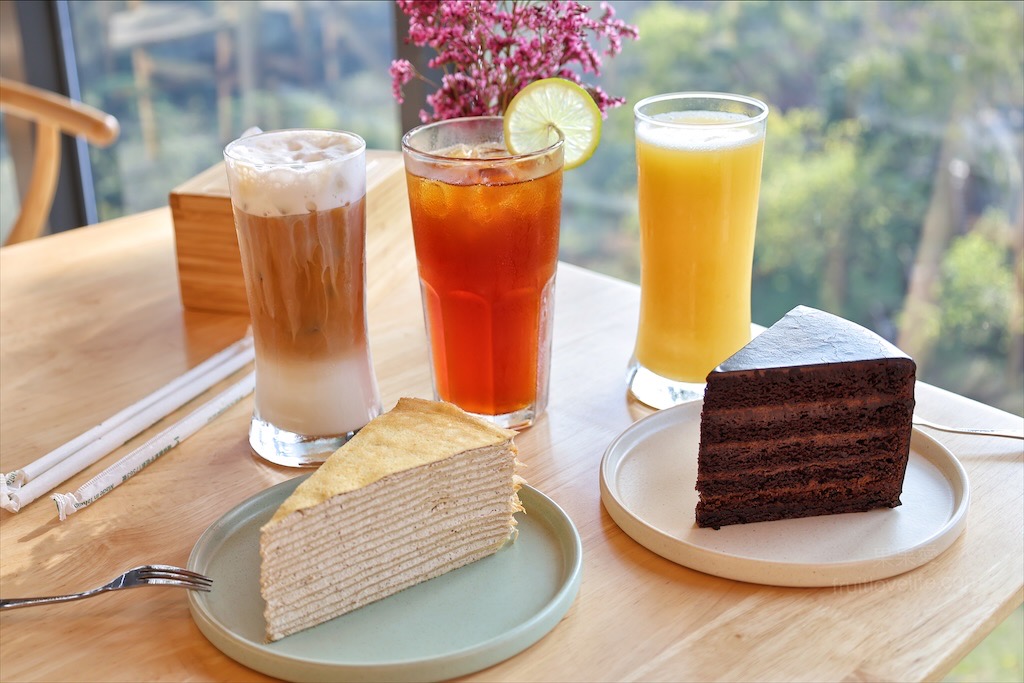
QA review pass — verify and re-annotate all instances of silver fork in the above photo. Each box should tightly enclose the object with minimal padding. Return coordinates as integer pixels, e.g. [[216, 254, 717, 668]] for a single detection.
[[913, 416, 1024, 440], [0, 565, 212, 610]]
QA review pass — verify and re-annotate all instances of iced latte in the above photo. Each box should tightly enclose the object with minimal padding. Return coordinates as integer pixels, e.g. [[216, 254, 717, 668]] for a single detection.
[[224, 130, 381, 466]]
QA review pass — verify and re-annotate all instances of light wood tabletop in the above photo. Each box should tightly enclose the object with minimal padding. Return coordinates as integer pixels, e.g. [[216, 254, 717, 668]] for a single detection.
[[1, 152, 1021, 682]]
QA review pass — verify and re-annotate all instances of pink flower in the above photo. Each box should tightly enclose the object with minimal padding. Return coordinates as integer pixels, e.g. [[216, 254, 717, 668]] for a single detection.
[[389, 59, 416, 104], [391, 0, 639, 123]]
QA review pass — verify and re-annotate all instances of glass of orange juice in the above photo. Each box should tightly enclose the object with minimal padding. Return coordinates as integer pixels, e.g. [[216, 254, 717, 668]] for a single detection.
[[628, 93, 769, 409], [402, 116, 564, 429]]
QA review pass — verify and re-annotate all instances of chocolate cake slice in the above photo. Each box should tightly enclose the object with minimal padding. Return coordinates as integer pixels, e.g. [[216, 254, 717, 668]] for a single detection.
[[695, 305, 916, 529]]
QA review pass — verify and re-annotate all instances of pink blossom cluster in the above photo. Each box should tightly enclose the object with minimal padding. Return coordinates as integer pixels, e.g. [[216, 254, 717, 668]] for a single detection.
[[390, 0, 639, 123]]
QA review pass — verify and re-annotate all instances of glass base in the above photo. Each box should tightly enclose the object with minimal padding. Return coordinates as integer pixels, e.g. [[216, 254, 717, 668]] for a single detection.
[[626, 356, 706, 410], [464, 405, 541, 431], [248, 416, 358, 468]]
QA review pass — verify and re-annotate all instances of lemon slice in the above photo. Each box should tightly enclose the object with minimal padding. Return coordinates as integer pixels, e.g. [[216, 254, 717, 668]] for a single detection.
[[504, 78, 602, 170]]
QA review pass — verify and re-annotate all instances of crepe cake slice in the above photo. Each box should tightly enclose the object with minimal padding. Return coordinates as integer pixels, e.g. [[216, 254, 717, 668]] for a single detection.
[[260, 397, 523, 642]]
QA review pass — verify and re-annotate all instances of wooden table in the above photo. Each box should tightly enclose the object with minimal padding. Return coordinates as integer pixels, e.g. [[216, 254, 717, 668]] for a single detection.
[[1, 153, 1021, 682]]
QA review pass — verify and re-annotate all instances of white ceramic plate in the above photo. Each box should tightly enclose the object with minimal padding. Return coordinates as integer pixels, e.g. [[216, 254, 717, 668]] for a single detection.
[[600, 401, 969, 587], [187, 478, 582, 682]]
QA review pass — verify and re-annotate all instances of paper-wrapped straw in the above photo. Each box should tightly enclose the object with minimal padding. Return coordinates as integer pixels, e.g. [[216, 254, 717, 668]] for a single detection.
[[52, 371, 256, 521], [0, 335, 254, 512]]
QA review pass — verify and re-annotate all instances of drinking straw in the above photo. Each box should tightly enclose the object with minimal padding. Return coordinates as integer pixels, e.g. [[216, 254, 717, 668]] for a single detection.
[[51, 371, 256, 521], [0, 334, 254, 512]]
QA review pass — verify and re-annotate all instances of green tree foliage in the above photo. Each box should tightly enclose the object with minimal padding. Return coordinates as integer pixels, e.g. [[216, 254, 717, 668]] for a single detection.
[[933, 212, 1023, 413], [562, 0, 1023, 414], [940, 224, 1015, 348], [63, 0, 1022, 414]]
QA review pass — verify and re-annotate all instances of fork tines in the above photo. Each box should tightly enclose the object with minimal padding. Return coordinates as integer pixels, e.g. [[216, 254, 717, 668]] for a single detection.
[[135, 565, 213, 591]]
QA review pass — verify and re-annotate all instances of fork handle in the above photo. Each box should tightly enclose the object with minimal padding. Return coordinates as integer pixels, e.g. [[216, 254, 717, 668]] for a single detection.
[[0, 589, 104, 609], [914, 420, 1024, 440]]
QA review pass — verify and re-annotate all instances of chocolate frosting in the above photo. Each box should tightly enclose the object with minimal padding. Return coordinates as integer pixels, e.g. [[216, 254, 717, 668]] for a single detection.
[[715, 305, 912, 373]]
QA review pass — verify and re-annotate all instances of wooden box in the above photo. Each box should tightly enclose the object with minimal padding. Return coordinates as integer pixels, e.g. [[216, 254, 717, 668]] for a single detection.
[[168, 151, 406, 315], [169, 162, 248, 315]]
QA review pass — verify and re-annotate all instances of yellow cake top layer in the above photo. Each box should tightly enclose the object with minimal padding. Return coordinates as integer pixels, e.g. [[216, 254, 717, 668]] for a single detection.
[[265, 398, 517, 526]]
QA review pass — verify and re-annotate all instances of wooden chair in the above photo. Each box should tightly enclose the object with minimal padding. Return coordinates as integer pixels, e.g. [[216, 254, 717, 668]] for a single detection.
[[0, 77, 120, 245]]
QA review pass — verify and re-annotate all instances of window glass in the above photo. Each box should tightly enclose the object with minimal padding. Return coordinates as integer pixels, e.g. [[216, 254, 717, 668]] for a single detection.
[[0, 117, 18, 242], [62, 0, 1022, 418], [66, 0, 398, 217], [564, 0, 1023, 416]]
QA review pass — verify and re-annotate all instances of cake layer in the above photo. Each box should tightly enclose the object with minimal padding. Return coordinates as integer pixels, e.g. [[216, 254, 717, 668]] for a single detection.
[[701, 360, 915, 411], [696, 456, 904, 496], [262, 447, 514, 557], [264, 495, 514, 597], [267, 526, 508, 639], [696, 430, 908, 473], [262, 451, 515, 568], [265, 492, 512, 572], [261, 406, 521, 642], [696, 486, 902, 528], [265, 522, 510, 638], [266, 398, 518, 526], [264, 498, 514, 596], [699, 400, 913, 444], [267, 517, 510, 606]]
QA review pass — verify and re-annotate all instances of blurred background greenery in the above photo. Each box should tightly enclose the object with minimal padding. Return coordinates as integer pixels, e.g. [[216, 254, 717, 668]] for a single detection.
[[564, 0, 1023, 418], [12, 0, 1015, 419], [2, 2, 1020, 676]]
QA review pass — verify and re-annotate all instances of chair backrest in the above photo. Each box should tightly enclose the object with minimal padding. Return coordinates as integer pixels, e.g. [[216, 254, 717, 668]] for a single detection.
[[0, 77, 120, 245]]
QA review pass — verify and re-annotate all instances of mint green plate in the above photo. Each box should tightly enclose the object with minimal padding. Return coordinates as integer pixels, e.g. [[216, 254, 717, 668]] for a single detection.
[[187, 477, 582, 682]]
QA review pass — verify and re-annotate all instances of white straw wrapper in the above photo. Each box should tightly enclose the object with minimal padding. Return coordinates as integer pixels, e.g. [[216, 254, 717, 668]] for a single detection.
[[52, 371, 256, 521], [0, 336, 254, 512]]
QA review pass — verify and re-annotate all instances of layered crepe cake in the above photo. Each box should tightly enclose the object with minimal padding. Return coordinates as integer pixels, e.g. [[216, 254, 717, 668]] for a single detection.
[[695, 305, 916, 529], [260, 397, 523, 641]]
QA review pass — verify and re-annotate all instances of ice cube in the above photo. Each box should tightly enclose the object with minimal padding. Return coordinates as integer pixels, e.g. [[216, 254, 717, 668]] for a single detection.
[[477, 164, 518, 186]]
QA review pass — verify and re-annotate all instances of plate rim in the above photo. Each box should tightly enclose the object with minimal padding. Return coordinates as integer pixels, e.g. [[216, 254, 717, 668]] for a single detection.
[[599, 400, 970, 587], [187, 477, 583, 682]]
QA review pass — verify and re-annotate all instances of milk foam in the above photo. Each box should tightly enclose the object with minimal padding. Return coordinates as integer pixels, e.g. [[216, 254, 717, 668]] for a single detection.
[[224, 130, 366, 217], [636, 110, 763, 152]]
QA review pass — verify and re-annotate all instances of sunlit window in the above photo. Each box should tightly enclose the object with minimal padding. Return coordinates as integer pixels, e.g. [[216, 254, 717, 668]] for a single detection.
[[66, 0, 398, 216], [23, 0, 1024, 421], [561, 1, 1023, 417], [0, 117, 18, 238]]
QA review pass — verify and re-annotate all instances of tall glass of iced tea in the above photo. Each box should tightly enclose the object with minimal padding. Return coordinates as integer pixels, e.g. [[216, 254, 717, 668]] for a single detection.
[[223, 129, 381, 466], [402, 117, 564, 429]]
